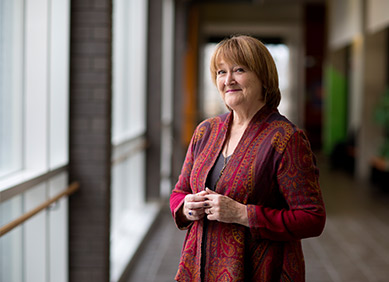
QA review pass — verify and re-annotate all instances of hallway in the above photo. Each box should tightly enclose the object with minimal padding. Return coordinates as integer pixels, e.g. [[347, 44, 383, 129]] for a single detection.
[[126, 155, 389, 282], [3, 1, 389, 281]]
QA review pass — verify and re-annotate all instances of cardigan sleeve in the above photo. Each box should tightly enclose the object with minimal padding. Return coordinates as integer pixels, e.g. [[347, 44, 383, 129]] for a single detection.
[[169, 127, 199, 230], [247, 130, 326, 241]]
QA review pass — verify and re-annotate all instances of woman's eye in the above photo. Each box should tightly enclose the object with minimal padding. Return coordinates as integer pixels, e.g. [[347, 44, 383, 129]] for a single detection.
[[236, 68, 245, 73], [217, 70, 225, 75]]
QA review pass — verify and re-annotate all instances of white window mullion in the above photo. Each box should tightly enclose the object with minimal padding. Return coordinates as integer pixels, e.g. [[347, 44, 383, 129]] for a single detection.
[[49, 0, 70, 170], [24, 0, 49, 173], [160, 0, 175, 197]]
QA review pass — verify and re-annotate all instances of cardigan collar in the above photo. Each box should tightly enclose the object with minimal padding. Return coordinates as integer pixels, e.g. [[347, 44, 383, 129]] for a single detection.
[[223, 105, 276, 132]]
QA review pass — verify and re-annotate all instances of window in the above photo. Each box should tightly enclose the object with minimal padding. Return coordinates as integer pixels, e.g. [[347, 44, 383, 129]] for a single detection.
[[0, 0, 23, 179], [0, 1, 70, 281], [266, 44, 290, 118], [112, 0, 148, 144], [111, 0, 149, 280]]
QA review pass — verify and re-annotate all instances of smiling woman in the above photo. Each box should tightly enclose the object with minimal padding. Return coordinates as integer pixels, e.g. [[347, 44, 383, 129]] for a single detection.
[[170, 35, 325, 282], [200, 41, 291, 121], [210, 35, 281, 110]]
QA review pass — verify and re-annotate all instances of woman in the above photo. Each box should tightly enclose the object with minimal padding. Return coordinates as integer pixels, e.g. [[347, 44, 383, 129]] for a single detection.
[[170, 35, 326, 282]]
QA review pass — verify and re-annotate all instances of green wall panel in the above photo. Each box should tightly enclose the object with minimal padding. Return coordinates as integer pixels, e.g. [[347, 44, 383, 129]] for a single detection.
[[323, 66, 348, 154]]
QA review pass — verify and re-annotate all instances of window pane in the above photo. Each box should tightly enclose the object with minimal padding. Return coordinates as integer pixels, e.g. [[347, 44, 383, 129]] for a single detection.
[[126, 0, 147, 137], [201, 43, 223, 118], [266, 44, 290, 118], [112, 0, 148, 143], [0, 0, 23, 178], [0, 195, 23, 282]]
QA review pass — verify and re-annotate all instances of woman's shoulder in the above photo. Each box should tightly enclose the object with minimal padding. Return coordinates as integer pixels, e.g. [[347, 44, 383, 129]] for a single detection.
[[266, 111, 298, 131], [266, 111, 306, 153], [196, 112, 229, 131], [192, 112, 229, 144]]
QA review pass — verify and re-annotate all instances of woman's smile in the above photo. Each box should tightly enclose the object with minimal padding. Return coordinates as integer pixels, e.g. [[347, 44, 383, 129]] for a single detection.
[[225, 88, 241, 94]]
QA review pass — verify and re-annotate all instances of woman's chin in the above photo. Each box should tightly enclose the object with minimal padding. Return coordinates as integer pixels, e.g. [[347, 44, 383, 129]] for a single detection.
[[224, 98, 243, 110]]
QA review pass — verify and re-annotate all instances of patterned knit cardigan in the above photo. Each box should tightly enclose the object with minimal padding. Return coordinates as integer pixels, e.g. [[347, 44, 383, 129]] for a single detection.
[[170, 106, 326, 282]]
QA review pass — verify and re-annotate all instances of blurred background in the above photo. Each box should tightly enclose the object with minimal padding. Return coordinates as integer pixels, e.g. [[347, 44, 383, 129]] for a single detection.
[[1, 0, 389, 281]]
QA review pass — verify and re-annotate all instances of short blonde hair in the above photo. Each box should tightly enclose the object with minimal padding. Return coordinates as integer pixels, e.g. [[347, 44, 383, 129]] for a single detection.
[[210, 35, 281, 109]]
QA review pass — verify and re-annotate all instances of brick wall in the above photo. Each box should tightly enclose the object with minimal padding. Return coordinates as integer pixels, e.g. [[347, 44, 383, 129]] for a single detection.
[[68, 1, 112, 281], [146, 0, 162, 200]]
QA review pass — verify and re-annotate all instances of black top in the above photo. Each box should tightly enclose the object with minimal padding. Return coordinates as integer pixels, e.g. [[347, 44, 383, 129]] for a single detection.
[[205, 152, 231, 190]]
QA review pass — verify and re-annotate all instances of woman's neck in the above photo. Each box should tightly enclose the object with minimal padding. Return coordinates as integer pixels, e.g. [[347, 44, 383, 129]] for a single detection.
[[231, 103, 265, 128], [224, 105, 264, 157]]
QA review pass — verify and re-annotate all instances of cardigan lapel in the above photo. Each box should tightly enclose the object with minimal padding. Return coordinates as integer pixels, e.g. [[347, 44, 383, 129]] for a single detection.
[[214, 106, 275, 200]]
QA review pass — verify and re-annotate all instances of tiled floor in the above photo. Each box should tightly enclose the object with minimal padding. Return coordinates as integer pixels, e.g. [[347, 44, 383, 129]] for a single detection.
[[126, 156, 389, 282], [125, 205, 185, 282]]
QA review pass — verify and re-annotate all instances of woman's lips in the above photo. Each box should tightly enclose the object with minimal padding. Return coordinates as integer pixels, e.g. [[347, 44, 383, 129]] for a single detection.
[[226, 89, 241, 93]]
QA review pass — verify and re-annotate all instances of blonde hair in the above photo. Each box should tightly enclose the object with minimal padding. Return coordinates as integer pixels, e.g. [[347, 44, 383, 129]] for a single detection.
[[210, 35, 281, 109]]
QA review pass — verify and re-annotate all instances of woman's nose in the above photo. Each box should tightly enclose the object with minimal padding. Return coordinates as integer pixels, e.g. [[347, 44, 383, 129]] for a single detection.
[[224, 72, 235, 86]]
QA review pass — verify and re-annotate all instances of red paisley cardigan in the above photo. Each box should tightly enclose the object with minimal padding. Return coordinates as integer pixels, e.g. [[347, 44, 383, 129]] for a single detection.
[[170, 106, 326, 282]]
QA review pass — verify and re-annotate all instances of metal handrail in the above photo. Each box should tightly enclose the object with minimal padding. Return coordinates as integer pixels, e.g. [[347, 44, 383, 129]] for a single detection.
[[0, 181, 80, 237]]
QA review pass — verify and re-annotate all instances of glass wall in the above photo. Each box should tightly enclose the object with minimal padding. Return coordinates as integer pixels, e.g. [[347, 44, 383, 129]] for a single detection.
[[111, 0, 149, 280], [267, 44, 290, 118], [0, 195, 23, 282], [112, 0, 148, 144], [0, 0, 23, 179], [0, 0, 70, 281]]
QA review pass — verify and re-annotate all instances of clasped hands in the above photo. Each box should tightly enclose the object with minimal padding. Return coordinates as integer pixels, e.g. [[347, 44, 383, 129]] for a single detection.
[[182, 188, 249, 227]]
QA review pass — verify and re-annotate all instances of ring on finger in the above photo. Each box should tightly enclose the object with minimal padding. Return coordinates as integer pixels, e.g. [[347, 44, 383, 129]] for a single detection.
[[188, 210, 192, 216]]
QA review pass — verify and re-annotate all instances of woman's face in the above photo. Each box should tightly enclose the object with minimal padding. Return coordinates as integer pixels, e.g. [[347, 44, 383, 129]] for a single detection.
[[215, 59, 264, 112]]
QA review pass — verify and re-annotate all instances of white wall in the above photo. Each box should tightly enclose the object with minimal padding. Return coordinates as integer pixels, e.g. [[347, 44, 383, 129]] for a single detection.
[[357, 30, 387, 179], [367, 0, 389, 33], [328, 0, 363, 50]]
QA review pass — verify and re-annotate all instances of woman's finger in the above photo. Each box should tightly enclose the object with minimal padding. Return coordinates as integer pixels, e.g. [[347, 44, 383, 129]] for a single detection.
[[187, 208, 205, 220], [205, 188, 217, 194], [186, 193, 208, 203], [186, 201, 207, 210]]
